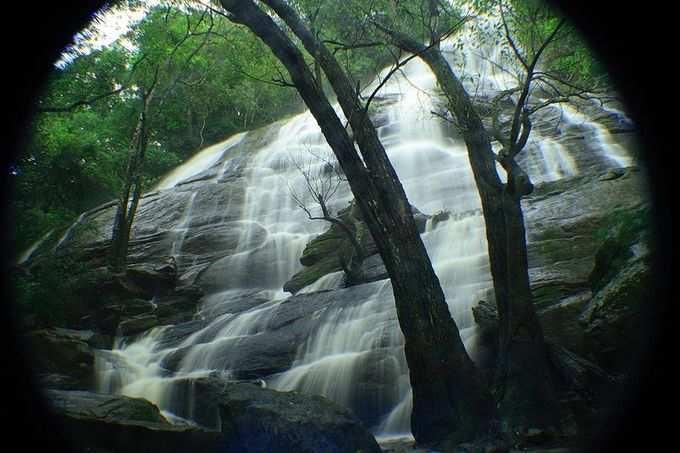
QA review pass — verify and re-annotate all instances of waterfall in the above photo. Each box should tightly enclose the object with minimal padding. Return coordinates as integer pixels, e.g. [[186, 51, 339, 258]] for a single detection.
[[90, 14, 633, 440]]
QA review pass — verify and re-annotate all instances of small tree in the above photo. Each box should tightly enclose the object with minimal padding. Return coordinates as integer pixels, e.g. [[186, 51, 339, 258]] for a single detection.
[[109, 5, 216, 271], [109, 83, 155, 272], [287, 146, 364, 274]]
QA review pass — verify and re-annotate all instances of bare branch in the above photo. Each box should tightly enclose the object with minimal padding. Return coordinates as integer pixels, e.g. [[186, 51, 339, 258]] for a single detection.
[[499, 1, 528, 70], [362, 51, 420, 115], [325, 39, 384, 55], [37, 86, 127, 113], [528, 19, 566, 72]]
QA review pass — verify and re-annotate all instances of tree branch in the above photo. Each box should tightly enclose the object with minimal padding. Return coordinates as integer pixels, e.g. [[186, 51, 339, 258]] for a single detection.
[[37, 86, 127, 113], [37, 53, 148, 113], [500, 1, 528, 70], [324, 39, 384, 55]]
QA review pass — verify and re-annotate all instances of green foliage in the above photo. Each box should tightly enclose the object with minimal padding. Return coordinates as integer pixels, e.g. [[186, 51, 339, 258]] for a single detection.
[[498, 0, 606, 85], [595, 205, 651, 243], [286, 0, 460, 88], [13, 254, 98, 328], [12, 3, 304, 256], [590, 205, 651, 292]]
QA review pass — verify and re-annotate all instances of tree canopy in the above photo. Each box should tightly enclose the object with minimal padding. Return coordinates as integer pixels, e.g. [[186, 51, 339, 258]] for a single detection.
[[11, 2, 305, 254], [12, 0, 607, 257]]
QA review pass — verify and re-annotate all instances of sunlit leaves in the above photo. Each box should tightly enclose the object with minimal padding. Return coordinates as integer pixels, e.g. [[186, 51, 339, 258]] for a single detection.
[[14, 2, 306, 253]]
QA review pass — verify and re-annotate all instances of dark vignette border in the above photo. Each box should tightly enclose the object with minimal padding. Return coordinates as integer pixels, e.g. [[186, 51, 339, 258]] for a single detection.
[[0, 1, 671, 451]]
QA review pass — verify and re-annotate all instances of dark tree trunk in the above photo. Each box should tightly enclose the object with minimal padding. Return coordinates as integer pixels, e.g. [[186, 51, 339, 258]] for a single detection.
[[220, 0, 496, 444], [109, 115, 141, 273], [380, 30, 561, 432], [497, 190, 559, 430], [109, 95, 152, 272]]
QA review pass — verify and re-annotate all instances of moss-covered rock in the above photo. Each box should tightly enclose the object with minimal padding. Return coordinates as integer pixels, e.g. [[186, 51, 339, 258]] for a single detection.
[[580, 257, 652, 372], [589, 206, 651, 293], [284, 204, 360, 294], [48, 390, 169, 425], [574, 202, 652, 372], [299, 228, 347, 267], [524, 167, 649, 310], [27, 328, 98, 390], [284, 254, 345, 294]]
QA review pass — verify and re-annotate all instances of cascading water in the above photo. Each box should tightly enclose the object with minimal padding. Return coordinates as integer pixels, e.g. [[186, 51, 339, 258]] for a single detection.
[[90, 13, 634, 442]]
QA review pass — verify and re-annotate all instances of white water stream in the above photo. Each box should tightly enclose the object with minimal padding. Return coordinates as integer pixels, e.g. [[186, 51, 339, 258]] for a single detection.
[[91, 15, 633, 439]]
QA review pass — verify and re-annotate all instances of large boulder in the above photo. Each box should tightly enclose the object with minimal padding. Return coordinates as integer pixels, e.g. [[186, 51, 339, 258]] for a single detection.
[[163, 378, 382, 453], [576, 199, 652, 372], [27, 328, 101, 390], [284, 202, 431, 294], [46, 390, 222, 453], [536, 292, 591, 354]]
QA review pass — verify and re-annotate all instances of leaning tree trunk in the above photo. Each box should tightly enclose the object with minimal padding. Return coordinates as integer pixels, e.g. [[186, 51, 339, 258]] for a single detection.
[[220, 0, 496, 444], [380, 29, 561, 433]]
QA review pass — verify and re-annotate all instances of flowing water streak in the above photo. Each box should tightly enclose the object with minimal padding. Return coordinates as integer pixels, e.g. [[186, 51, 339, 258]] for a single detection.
[[297, 270, 346, 294], [198, 111, 344, 299], [96, 326, 172, 398], [169, 192, 198, 264], [271, 280, 403, 418], [520, 132, 578, 184], [98, 111, 349, 416], [557, 103, 633, 167], [176, 299, 281, 375]]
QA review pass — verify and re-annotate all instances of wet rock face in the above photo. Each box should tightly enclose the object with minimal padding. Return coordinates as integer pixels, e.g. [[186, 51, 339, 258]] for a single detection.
[[19, 79, 649, 449], [523, 167, 648, 311], [165, 378, 382, 453], [580, 233, 652, 372], [158, 282, 390, 381], [473, 167, 651, 372]]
